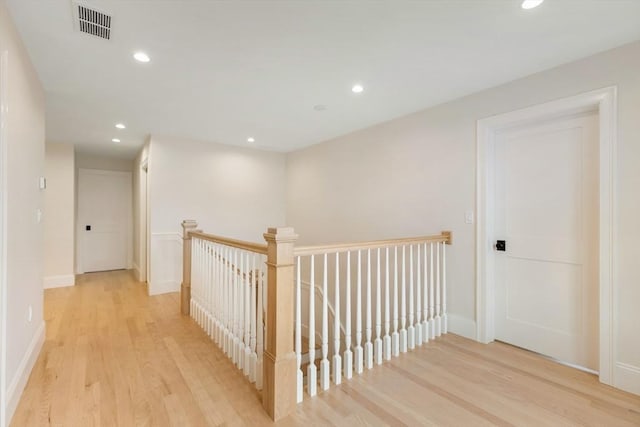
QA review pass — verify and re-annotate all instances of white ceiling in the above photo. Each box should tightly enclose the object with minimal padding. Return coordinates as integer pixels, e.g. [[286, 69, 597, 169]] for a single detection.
[[6, 0, 640, 158]]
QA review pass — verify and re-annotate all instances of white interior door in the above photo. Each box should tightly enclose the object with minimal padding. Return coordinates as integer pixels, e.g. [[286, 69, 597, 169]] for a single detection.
[[78, 169, 132, 273], [494, 112, 598, 371]]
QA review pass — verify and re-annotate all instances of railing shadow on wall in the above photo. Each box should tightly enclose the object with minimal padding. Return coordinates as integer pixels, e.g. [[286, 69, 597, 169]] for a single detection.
[[179, 219, 451, 421]]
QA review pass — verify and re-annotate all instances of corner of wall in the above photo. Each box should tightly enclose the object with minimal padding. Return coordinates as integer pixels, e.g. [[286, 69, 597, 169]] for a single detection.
[[43, 275, 75, 289], [446, 313, 477, 341]]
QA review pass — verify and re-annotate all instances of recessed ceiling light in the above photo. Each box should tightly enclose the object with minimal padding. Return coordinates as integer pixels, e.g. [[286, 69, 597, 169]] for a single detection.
[[115, 123, 126, 129], [133, 51, 150, 63], [521, 0, 544, 9], [247, 137, 255, 143], [112, 138, 121, 143], [352, 84, 364, 94]]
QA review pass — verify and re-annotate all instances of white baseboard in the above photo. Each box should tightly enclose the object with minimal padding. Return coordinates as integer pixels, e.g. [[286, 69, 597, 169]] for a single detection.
[[615, 362, 640, 396], [43, 274, 75, 289], [447, 313, 477, 340], [148, 280, 179, 296], [6, 321, 45, 424]]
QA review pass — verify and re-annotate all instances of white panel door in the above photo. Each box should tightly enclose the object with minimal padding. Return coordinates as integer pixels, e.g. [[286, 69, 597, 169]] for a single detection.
[[494, 113, 598, 371], [78, 169, 131, 273]]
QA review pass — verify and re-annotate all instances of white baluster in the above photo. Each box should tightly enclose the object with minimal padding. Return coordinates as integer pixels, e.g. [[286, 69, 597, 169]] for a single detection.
[[203, 243, 208, 333], [215, 245, 219, 343], [243, 252, 249, 364], [216, 245, 223, 348], [237, 250, 242, 367], [442, 241, 447, 335], [255, 253, 264, 390], [422, 242, 429, 343], [201, 241, 205, 326], [249, 252, 257, 383], [415, 244, 422, 346], [364, 249, 373, 369], [219, 245, 225, 346], [213, 246, 218, 339], [374, 248, 383, 365], [190, 239, 195, 318], [231, 249, 242, 367], [333, 252, 342, 385], [320, 253, 330, 391], [203, 242, 208, 329], [229, 247, 234, 354], [408, 245, 415, 350], [383, 247, 391, 361], [343, 251, 353, 380], [295, 256, 303, 402], [392, 246, 399, 357], [307, 255, 317, 396], [211, 245, 217, 344], [224, 246, 230, 351], [400, 246, 408, 353], [198, 240, 203, 326], [238, 250, 244, 367], [429, 242, 435, 339], [228, 247, 234, 357], [192, 239, 198, 324], [209, 243, 215, 337], [354, 250, 363, 374], [436, 241, 442, 337], [190, 239, 195, 322], [244, 252, 252, 376], [202, 242, 211, 335]]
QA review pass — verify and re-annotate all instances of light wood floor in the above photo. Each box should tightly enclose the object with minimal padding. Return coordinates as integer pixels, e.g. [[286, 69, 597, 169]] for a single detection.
[[12, 270, 640, 426]]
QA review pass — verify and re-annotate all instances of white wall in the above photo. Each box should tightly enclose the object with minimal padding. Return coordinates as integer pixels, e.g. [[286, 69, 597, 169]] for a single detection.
[[0, 3, 46, 424], [75, 152, 133, 172], [286, 41, 640, 394], [147, 136, 286, 295], [43, 142, 74, 288]]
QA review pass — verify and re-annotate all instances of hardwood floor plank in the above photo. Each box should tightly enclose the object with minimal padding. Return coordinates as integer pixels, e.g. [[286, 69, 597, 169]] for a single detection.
[[11, 270, 640, 426]]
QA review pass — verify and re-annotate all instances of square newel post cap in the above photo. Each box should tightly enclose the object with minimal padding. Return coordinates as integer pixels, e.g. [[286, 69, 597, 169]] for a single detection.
[[181, 220, 199, 237], [263, 227, 298, 243], [442, 230, 452, 245]]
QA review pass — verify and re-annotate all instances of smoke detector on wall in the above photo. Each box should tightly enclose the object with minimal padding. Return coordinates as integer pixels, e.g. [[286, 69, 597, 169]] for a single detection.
[[72, 1, 111, 40]]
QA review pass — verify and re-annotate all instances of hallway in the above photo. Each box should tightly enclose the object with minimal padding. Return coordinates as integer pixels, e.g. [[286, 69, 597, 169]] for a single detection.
[[11, 271, 640, 426]]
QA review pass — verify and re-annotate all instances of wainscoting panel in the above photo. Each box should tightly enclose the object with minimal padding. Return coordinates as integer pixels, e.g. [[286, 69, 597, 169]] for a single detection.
[[149, 232, 182, 295]]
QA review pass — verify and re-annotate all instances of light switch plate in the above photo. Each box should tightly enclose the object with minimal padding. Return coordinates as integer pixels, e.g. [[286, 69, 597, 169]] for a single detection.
[[465, 210, 474, 224], [39, 176, 46, 190]]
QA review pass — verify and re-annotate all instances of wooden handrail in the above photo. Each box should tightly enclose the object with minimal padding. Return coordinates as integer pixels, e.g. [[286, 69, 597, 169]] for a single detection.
[[190, 230, 268, 255], [293, 231, 452, 256]]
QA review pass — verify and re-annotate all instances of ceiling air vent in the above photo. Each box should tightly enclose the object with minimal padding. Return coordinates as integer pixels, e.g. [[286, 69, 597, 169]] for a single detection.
[[73, 2, 111, 40]]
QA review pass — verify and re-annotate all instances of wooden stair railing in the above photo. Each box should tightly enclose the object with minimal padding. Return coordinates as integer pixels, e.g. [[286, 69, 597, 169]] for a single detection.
[[181, 219, 451, 422], [181, 221, 298, 421]]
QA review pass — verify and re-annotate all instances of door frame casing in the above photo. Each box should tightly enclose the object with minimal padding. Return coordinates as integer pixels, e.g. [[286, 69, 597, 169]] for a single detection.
[[476, 86, 617, 385], [0, 50, 8, 427]]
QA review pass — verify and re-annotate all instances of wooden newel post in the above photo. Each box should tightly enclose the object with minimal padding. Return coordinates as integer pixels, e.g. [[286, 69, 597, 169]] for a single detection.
[[262, 227, 298, 421], [181, 220, 199, 315]]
